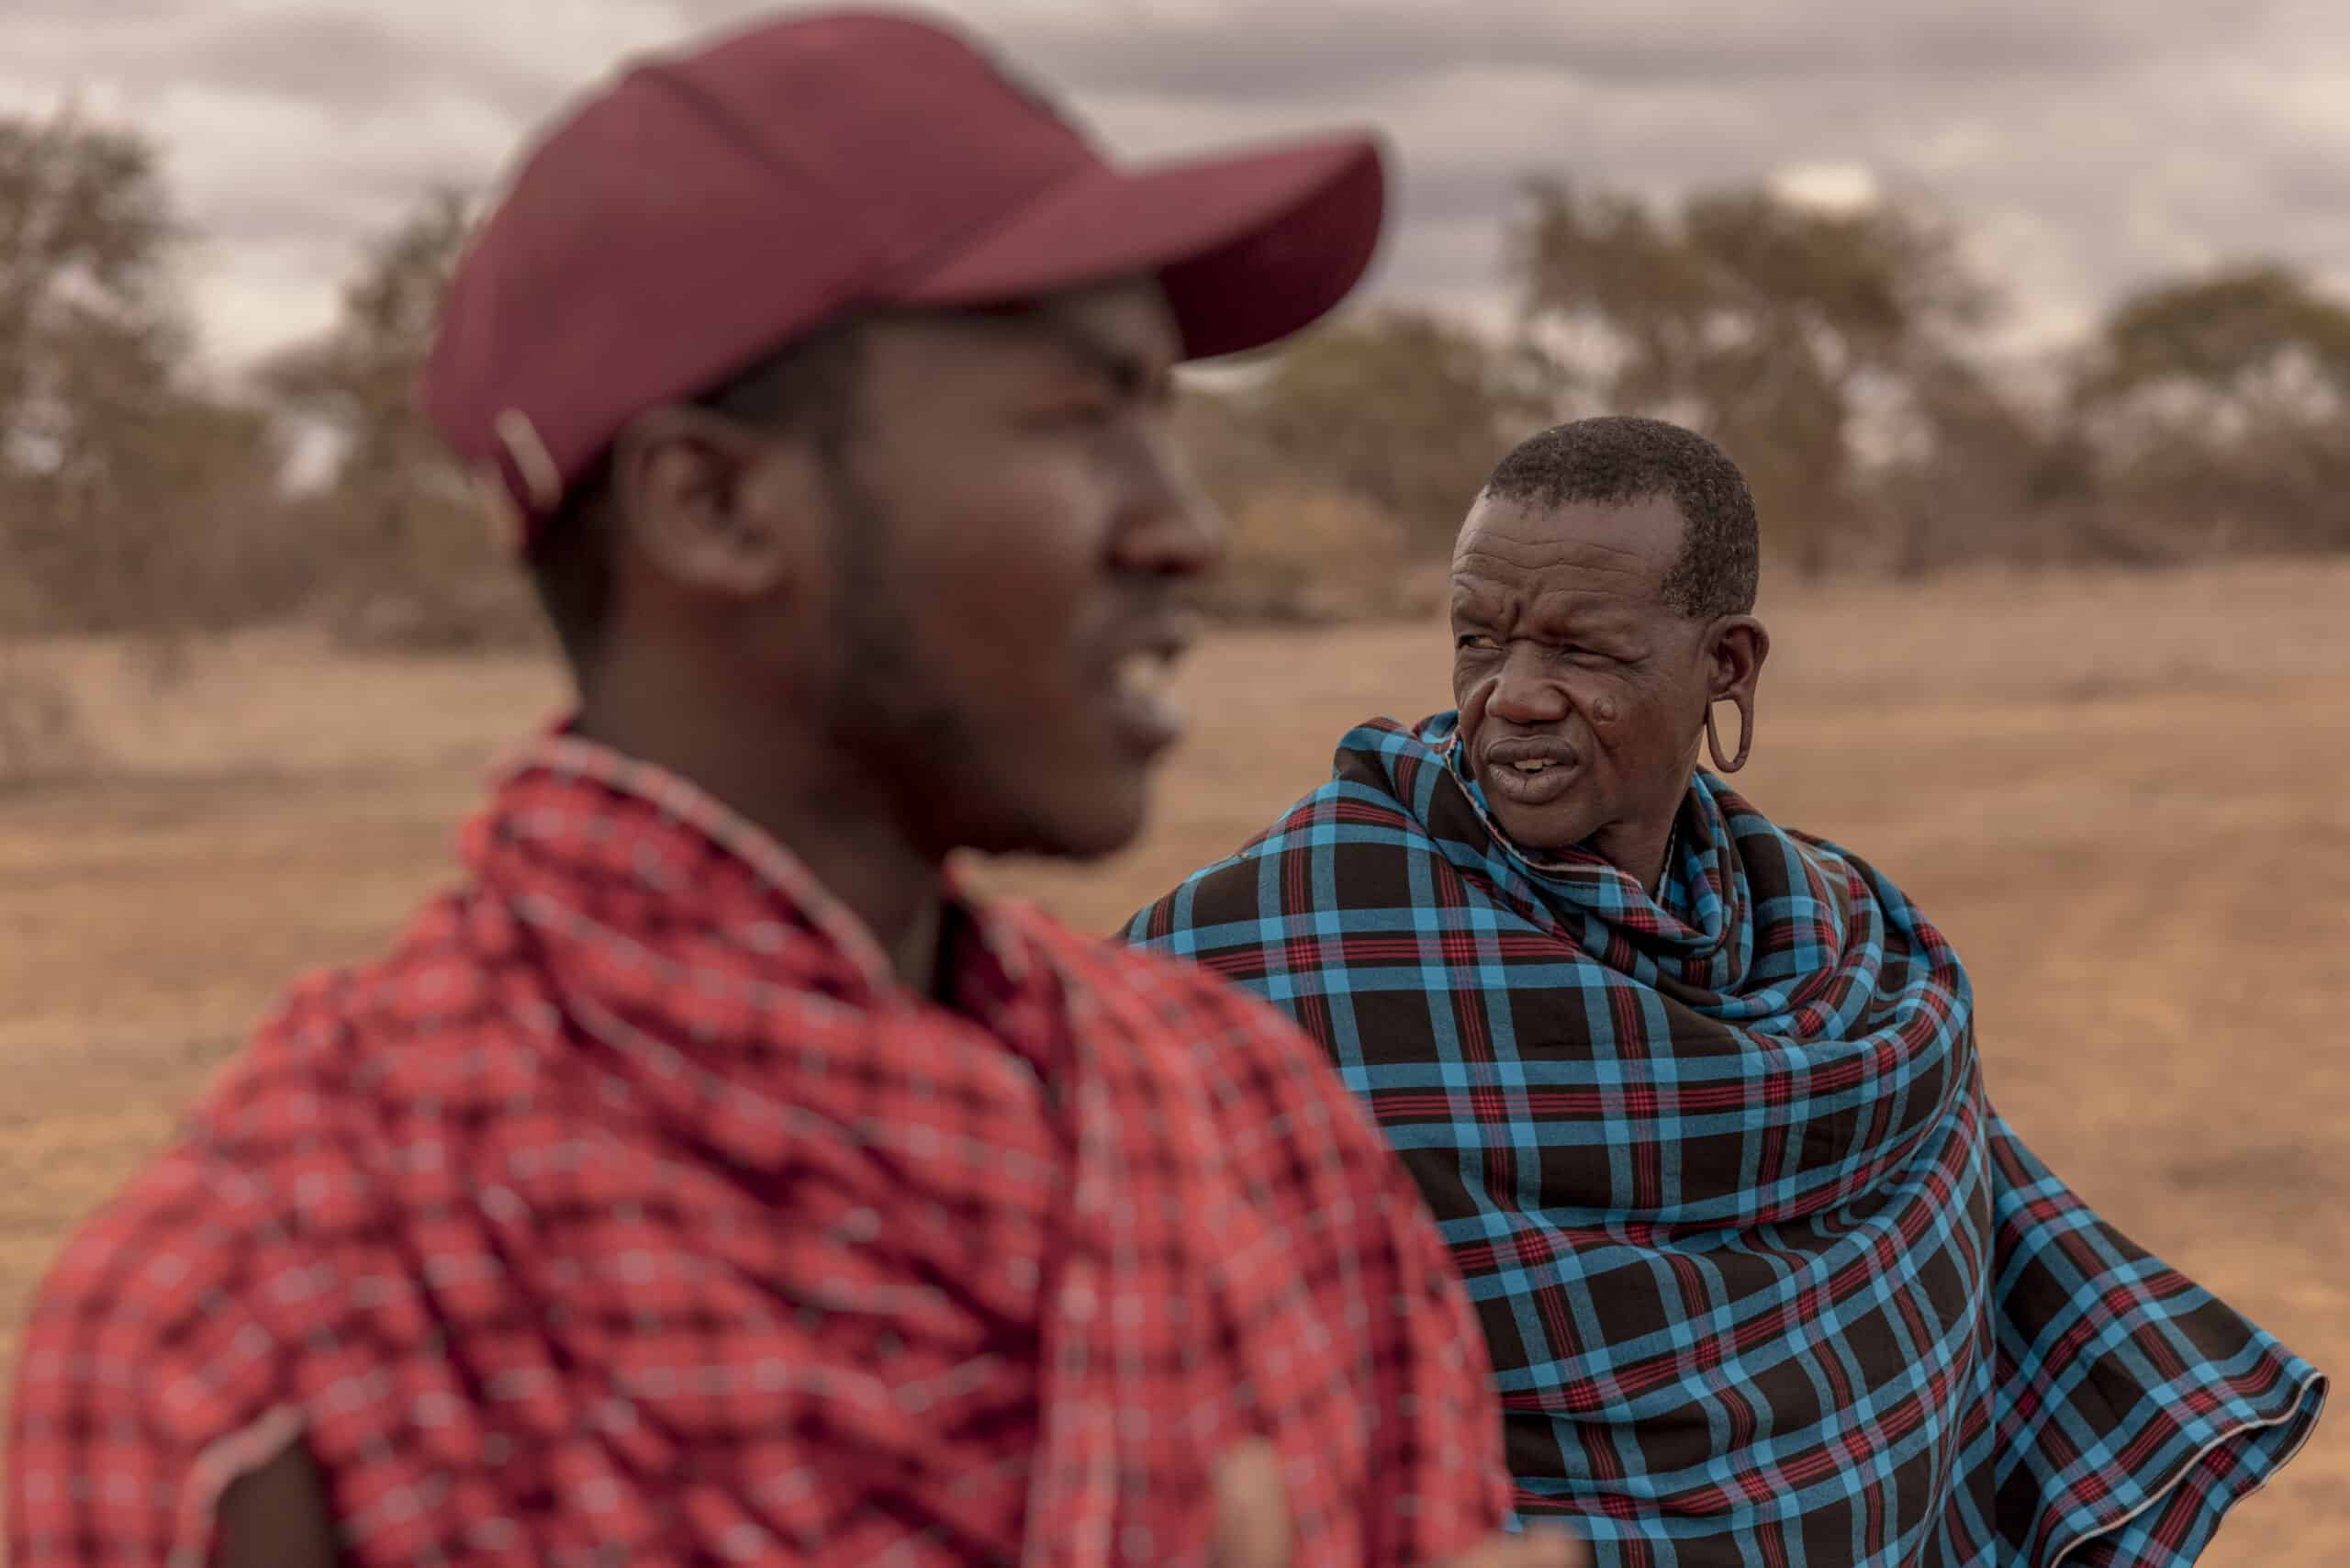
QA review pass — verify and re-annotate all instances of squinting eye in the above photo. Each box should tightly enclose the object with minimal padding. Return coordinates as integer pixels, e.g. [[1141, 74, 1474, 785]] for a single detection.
[[1455, 633, 1499, 652]]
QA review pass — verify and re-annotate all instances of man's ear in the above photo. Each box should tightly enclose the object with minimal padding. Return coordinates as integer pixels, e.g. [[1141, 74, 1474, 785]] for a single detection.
[[606, 406, 823, 599], [1708, 615, 1771, 705]]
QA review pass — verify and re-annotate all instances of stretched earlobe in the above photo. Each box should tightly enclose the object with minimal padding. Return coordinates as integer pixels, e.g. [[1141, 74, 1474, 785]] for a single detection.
[[1706, 698, 1753, 774]]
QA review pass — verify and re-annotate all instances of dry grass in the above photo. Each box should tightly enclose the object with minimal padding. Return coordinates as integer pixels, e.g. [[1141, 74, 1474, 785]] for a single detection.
[[4, 558, 2345, 1560]]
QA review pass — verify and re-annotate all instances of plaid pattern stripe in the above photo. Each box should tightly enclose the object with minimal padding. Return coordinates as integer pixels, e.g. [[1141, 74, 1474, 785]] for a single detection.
[[8, 733, 1506, 1567], [1126, 714, 2323, 1567]]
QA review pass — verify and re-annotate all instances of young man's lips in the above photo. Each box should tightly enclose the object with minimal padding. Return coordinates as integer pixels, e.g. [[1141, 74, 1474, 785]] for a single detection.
[[1104, 621, 1194, 756], [1107, 682, 1184, 756]]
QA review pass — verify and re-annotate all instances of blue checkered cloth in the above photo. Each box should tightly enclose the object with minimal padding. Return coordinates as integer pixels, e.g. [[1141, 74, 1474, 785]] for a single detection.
[[1126, 713, 2323, 1566]]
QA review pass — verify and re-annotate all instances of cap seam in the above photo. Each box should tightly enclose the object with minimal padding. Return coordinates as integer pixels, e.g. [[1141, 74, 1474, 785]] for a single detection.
[[871, 158, 1101, 299], [632, 60, 871, 247], [630, 58, 1094, 315]]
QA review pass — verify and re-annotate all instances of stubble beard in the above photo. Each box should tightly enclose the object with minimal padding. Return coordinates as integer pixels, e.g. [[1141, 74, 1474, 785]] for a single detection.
[[813, 447, 1009, 858]]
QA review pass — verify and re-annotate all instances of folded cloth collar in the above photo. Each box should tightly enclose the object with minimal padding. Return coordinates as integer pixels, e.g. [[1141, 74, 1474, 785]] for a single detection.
[[1434, 712, 1710, 927], [8, 725, 1512, 1568], [1126, 711, 2323, 1564]]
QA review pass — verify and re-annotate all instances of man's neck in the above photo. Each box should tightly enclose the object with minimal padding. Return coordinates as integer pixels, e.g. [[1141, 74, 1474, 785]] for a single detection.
[[570, 698, 950, 995], [1588, 817, 1675, 897]]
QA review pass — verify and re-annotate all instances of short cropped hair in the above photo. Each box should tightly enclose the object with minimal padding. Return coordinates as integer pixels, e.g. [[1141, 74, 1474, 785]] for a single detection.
[[1479, 416, 1759, 619], [526, 316, 870, 671]]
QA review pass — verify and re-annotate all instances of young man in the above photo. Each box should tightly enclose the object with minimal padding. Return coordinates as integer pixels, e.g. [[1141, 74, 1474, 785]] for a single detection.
[[6, 15, 1583, 1567]]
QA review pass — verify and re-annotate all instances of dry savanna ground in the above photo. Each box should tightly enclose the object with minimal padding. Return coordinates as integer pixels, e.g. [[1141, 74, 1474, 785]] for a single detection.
[[1, 560, 2344, 1560]]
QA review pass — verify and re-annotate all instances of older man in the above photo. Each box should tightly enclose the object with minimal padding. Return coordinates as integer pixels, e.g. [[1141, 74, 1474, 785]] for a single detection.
[[5, 13, 1586, 1568], [1128, 417, 2323, 1566]]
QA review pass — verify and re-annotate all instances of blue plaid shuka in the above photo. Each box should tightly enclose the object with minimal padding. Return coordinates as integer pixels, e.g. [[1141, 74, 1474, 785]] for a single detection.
[[1126, 714, 2323, 1567]]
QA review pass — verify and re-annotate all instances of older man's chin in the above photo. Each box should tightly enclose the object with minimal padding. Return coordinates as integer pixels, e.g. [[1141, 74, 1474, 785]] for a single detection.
[[1487, 799, 1595, 857]]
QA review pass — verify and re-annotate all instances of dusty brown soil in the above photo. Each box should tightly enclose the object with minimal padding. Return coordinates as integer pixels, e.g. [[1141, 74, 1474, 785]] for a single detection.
[[2, 561, 2342, 1560]]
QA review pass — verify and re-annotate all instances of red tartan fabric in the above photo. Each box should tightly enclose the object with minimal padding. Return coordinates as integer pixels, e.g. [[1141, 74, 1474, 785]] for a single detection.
[[7, 734, 1507, 1567]]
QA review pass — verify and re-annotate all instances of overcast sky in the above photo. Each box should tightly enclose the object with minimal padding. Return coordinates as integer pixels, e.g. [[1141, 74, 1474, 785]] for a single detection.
[[10, 0, 2350, 376]]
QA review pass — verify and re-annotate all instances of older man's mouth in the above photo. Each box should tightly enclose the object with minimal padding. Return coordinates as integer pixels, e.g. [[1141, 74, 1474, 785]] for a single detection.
[[1482, 738, 1583, 806]]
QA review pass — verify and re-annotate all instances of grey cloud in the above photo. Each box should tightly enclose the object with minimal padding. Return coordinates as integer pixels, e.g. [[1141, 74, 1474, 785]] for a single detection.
[[7, 6, 581, 132], [916, 0, 2283, 105], [11, 0, 2350, 367], [188, 158, 464, 252], [889, 0, 2349, 342], [176, 11, 569, 122], [32, 0, 185, 21]]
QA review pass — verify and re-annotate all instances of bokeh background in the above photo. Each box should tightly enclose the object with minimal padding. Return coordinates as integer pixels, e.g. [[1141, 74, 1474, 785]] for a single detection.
[[3, 1, 2344, 1557]]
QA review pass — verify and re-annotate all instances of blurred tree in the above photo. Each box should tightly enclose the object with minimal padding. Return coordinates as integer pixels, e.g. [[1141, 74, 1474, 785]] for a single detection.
[[2072, 264, 2350, 555], [263, 188, 536, 647], [2083, 264, 2350, 408], [262, 188, 468, 539], [1172, 385, 1285, 521], [1511, 179, 1993, 571], [0, 106, 283, 644], [1174, 388, 1438, 623], [1243, 307, 1553, 551], [1871, 353, 2100, 575]]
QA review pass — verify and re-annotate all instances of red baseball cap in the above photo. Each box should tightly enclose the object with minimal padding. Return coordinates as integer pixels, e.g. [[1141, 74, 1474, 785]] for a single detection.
[[424, 7, 1388, 551]]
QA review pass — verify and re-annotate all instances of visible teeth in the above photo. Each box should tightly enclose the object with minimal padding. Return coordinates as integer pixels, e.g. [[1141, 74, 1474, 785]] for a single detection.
[[1113, 648, 1176, 701], [1514, 759, 1553, 773]]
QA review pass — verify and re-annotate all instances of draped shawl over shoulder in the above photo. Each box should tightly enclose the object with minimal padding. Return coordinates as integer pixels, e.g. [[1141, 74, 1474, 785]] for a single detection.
[[8, 733, 1505, 1568], [1126, 714, 2322, 1567]]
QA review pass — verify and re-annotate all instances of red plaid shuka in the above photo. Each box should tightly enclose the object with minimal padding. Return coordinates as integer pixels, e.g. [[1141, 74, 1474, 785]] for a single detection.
[[7, 734, 1508, 1567]]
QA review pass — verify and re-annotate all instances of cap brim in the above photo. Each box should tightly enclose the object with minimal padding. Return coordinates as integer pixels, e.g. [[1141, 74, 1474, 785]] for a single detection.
[[898, 134, 1385, 361]]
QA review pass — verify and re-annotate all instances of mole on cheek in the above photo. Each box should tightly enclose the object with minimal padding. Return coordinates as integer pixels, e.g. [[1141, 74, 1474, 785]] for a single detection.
[[1593, 695, 1620, 725]]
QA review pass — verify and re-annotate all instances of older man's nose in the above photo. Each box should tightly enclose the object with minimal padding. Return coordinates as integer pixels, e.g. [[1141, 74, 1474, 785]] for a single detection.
[[1486, 648, 1569, 725]]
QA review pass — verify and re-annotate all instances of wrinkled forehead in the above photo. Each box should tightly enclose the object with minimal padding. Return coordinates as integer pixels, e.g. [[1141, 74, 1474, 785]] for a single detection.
[[1449, 491, 1688, 603]]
